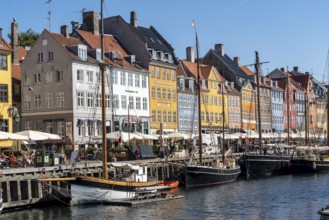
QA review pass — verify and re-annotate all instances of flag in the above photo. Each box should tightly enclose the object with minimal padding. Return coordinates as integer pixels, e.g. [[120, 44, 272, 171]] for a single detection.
[[192, 20, 195, 29]]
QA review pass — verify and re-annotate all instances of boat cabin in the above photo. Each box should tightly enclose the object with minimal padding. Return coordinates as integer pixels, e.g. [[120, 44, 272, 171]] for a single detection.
[[110, 162, 148, 182]]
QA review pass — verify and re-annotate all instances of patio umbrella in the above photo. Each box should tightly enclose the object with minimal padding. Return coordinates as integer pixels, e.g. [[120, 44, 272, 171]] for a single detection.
[[15, 130, 61, 141], [105, 131, 143, 142], [133, 132, 158, 140], [164, 132, 185, 141], [0, 131, 29, 141]]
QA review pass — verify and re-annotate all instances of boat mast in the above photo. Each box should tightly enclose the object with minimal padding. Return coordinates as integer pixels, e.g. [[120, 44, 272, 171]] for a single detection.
[[286, 69, 290, 146], [193, 21, 202, 165], [221, 81, 225, 164], [254, 51, 262, 149], [327, 89, 329, 145], [100, 0, 108, 179], [305, 91, 309, 145]]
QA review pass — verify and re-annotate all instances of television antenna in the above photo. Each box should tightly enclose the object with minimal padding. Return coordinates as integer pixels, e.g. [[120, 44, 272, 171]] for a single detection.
[[45, 0, 52, 31]]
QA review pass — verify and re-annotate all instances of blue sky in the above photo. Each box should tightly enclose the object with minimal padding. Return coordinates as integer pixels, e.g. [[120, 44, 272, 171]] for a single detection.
[[1, 0, 329, 81]]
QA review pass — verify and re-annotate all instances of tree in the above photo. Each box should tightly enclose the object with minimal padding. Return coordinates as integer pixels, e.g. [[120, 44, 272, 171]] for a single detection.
[[7, 28, 40, 47]]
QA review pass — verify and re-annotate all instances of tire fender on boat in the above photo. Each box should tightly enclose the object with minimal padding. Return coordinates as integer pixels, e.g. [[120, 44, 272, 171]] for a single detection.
[[313, 162, 316, 170]]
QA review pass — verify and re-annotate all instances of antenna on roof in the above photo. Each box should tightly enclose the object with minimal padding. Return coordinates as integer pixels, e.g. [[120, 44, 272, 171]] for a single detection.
[[45, 0, 52, 31]]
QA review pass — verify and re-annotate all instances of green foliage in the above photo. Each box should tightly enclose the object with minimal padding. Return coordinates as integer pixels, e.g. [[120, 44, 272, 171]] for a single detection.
[[7, 28, 40, 47]]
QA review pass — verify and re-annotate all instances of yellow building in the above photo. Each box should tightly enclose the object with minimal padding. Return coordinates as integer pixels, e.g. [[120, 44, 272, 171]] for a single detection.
[[0, 36, 13, 147], [241, 82, 257, 131], [149, 64, 178, 133], [316, 98, 327, 138]]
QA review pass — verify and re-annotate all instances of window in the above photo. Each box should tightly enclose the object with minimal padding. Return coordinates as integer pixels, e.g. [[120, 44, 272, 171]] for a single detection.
[[156, 67, 160, 78], [0, 120, 8, 132], [35, 94, 41, 109], [37, 52, 44, 62], [45, 93, 53, 108], [163, 111, 167, 122], [210, 95, 213, 105], [25, 121, 32, 130], [157, 88, 161, 99], [172, 89, 176, 100], [34, 73, 41, 84], [57, 121, 64, 136], [157, 110, 161, 122], [78, 47, 87, 60], [24, 95, 31, 110], [120, 72, 126, 85], [143, 98, 147, 110], [96, 94, 102, 108], [142, 76, 147, 88], [179, 78, 184, 89], [0, 55, 7, 70], [77, 69, 84, 81], [136, 97, 141, 109], [150, 66, 154, 77], [121, 95, 127, 109], [77, 91, 84, 107], [172, 70, 176, 80], [128, 73, 133, 86], [173, 111, 177, 123], [168, 111, 171, 123], [167, 89, 171, 100], [78, 120, 85, 137], [112, 71, 118, 84], [57, 92, 64, 108], [152, 87, 156, 99], [166, 69, 170, 80], [129, 96, 134, 109], [56, 70, 64, 82], [87, 93, 94, 108], [101, 94, 108, 109], [48, 51, 54, 62], [113, 94, 119, 109], [45, 72, 53, 83], [24, 75, 31, 85], [135, 74, 140, 87], [0, 84, 8, 102], [96, 72, 101, 84], [162, 69, 166, 79], [87, 120, 94, 136], [162, 88, 166, 99], [46, 122, 53, 133], [152, 110, 156, 122], [87, 71, 93, 83]]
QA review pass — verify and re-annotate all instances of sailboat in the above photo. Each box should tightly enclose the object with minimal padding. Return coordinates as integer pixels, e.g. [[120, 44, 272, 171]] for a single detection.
[[239, 53, 292, 177], [70, 0, 160, 205], [183, 21, 240, 187]]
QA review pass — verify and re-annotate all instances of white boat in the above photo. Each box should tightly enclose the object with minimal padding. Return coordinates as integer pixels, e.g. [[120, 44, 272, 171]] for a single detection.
[[70, 162, 159, 205]]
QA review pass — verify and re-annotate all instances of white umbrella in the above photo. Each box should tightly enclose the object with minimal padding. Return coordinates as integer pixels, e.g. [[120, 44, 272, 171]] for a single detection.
[[105, 131, 143, 142], [0, 131, 29, 141], [15, 130, 61, 141], [164, 132, 185, 140], [133, 132, 158, 140]]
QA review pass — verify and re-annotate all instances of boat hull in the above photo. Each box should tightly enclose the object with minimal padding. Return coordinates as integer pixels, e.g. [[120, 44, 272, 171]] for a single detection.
[[185, 165, 241, 188], [239, 154, 291, 177], [71, 176, 158, 205], [289, 159, 329, 174]]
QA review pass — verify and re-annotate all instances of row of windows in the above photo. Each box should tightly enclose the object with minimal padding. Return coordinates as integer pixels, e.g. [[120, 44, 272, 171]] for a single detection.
[[112, 95, 148, 110], [151, 110, 177, 123], [37, 51, 54, 63], [24, 71, 64, 85], [179, 117, 198, 128], [149, 66, 176, 81], [24, 121, 64, 136], [178, 96, 197, 109], [201, 111, 224, 123], [24, 93, 64, 110], [151, 87, 177, 100], [201, 94, 224, 106], [229, 112, 241, 123], [112, 72, 148, 88]]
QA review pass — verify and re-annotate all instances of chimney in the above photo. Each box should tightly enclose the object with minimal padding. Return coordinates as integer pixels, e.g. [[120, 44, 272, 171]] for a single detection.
[[280, 67, 285, 72], [60, 25, 69, 38], [82, 11, 99, 35], [305, 72, 309, 75], [11, 18, 18, 64], [293, 66, 299, 72], [71, 21, 79, 33], [215, 44, 224, 56], [130, 11, 138, 27], [186, 47, 195, 62], [0, 28, 2, 46], [234, 56, 240, 66]]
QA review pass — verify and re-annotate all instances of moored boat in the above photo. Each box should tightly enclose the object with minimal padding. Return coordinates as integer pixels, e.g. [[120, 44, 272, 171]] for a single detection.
[[157, 179, 179, 189]]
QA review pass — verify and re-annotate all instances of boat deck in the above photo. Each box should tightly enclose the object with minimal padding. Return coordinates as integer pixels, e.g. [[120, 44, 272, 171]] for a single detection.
[[99, 195, 184, 206]]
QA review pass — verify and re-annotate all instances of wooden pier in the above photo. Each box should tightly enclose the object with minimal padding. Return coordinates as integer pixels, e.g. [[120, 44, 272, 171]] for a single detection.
[[0, 153, 242, 210]]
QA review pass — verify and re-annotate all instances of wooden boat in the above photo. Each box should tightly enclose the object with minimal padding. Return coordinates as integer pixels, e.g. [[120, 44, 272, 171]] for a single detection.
[[157, 179, 179, 189], [71, 162, 160, 205]]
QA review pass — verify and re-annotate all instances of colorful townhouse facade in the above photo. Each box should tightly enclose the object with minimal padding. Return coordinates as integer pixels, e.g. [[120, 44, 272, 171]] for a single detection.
[[104, 11, 178, 134]]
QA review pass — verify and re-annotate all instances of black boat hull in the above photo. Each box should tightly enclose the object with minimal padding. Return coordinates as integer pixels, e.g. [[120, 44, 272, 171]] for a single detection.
[[289, 159, 329, 174], [239, 154, 291, 177], [185, 165, 241, 188]]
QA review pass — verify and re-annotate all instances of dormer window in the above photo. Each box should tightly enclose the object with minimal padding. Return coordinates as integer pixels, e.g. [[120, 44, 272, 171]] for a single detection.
[[179, 78, 185, 91], [189, 80, 194, 92], [96, 50, 101, 61], [78, 45, 87, 61]]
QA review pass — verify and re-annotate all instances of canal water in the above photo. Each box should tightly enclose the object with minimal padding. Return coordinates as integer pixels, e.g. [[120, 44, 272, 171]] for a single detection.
[[2, 174, 329, 220]]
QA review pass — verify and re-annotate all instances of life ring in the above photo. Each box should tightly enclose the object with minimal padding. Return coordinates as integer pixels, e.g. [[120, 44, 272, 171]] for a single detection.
[[313, 162, 316, 170]]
